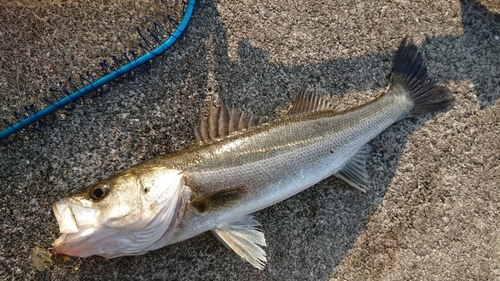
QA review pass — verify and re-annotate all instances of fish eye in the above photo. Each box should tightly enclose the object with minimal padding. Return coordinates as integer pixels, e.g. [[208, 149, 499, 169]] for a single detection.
[[89, 183, 109, 201]]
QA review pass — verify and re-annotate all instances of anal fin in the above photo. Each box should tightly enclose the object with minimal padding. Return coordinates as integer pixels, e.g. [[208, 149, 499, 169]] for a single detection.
[[335, 145, 370, 192], [212, 216, 267, 270]]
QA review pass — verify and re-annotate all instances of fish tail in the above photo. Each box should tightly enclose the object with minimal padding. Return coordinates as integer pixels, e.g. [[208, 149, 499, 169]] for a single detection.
[[388, 37, 453, 118]]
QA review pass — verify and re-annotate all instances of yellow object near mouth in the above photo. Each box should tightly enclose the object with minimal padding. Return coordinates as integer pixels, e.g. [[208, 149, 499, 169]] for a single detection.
[[32, 246, 74, 271]]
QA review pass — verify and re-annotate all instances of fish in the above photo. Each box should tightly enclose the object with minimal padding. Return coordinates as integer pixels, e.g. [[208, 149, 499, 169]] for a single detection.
[[50, 38, 453, 270]]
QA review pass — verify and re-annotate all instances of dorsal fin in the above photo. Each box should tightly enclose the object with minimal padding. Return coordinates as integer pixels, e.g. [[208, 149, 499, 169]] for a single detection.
[[287, 89, 335, 115], [194, 101, 268, 142]]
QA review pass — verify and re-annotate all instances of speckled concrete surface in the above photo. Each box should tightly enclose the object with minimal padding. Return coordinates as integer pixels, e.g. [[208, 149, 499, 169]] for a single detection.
[[0, 0, 499, 280]]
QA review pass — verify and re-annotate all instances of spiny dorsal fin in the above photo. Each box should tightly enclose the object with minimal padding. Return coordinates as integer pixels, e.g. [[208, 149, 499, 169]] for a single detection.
[[194, 101, 268, 142], [212, 216, 267, 270], [335, 144, 370, 192], [287, 89, 336, 115]]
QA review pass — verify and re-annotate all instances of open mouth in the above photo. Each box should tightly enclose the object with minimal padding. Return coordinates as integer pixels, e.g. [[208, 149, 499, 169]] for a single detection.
[[53, 199, 100, 234], [52, 199, 101, 256], [52, 199, 79, 234]]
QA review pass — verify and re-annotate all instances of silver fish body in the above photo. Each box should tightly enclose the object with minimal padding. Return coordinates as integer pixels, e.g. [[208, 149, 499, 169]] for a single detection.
[[51, 38, 453, 269], [163, 92, 410, 242]]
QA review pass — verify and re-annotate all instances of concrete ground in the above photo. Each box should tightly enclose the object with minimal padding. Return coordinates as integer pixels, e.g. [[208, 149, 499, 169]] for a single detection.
[[0, 0, 499, 280]]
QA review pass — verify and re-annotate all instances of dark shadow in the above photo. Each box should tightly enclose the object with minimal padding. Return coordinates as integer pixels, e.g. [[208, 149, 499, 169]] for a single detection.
[[425, 0, 500, 108]]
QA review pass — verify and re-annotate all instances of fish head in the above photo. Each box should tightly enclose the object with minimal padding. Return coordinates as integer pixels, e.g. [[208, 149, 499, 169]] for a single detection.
[[52, 168, 185, 259]]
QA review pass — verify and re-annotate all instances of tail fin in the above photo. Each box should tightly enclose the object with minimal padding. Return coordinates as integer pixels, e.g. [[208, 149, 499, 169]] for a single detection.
[[388, 37, 453, 117]]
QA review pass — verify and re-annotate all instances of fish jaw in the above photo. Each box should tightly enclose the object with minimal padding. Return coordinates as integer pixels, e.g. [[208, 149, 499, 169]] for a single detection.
[[52, 199, 103, 257]]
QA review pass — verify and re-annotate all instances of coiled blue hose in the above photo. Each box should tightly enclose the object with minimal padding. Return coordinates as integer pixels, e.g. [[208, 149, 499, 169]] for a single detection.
[[0, 0, 195, 141]]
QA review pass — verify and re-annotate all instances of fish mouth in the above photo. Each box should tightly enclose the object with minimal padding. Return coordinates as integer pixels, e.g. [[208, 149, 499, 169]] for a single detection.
[[53, 199, 100, 234], [52, 199, 79, 234], [52, 199, 100, 256]]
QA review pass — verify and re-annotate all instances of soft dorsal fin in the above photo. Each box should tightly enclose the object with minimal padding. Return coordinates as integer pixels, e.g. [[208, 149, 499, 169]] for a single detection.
[[194, 101, 268, 142], [287, 89, 335, 115], [335, 145, 370, 192], [212, 216, 267, 270]]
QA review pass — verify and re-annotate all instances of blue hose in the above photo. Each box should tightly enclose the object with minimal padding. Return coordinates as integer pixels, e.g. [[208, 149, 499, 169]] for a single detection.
[[0, 0, 195, 141]]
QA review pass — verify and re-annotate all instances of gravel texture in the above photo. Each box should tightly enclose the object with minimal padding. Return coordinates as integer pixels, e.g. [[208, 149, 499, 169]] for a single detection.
[[0, 0, 499, 280]]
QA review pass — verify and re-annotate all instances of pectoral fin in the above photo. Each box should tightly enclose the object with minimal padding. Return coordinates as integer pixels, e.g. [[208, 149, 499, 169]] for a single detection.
[[190, 185, 246, 213], [335, 145, 370, 192], [212, 216, 267, 270]]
